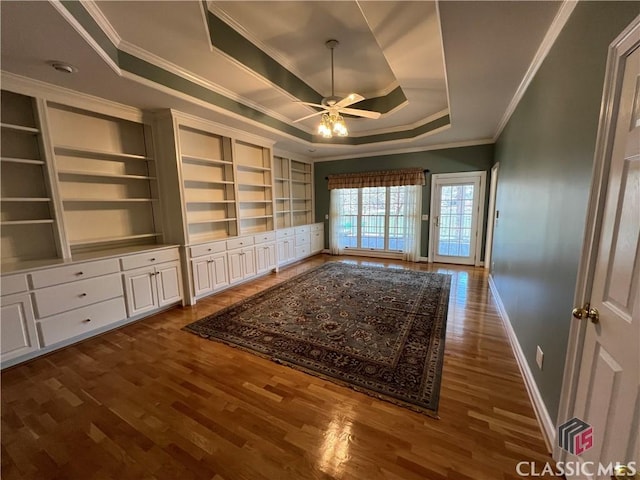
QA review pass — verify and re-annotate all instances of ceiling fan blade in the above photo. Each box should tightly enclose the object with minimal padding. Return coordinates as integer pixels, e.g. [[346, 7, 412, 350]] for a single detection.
[[294, 101, 329, 109], [339, 107, 381, 119], [293, 111, 325, 123], [334, 93, 365, 109]]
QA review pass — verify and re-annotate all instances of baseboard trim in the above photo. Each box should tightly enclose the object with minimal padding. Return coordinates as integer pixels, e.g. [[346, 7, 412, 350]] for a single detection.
[[488, 274, 556, 453]]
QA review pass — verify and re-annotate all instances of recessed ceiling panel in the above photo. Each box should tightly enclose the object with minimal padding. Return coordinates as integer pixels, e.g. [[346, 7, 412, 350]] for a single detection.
[[212, 1, 398, 98]]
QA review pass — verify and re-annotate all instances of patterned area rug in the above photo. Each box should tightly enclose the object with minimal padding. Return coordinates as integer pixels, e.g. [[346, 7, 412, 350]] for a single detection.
[[184, 262, 451, 416]]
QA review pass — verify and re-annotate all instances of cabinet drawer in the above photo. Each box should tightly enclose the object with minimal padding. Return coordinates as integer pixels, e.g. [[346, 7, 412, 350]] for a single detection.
[[276, 228, 294, 239], [295, 234, 310, 246], [227, 237, 254, 250], [29, 259, 120, 289], [120, 248, 179, 271], [294, 226, 309, 235], [37, 297, 127, 347], [311, 223, 324, 232], [295, 245, 309, 258], [1, 274, 29, 296], [33, 274, 123, 318], [190, 241, 226, 258], [254, 231, 276, 244]]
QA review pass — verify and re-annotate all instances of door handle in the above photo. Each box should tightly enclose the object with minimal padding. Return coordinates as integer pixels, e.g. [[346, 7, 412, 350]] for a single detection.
[[435, 215, 440, 227], [572, 304, 600, 324], [613, 464, 639, 479]]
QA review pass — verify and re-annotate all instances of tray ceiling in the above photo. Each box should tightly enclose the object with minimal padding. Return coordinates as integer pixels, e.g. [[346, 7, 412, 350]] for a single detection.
[[0, 1, 563, 159]]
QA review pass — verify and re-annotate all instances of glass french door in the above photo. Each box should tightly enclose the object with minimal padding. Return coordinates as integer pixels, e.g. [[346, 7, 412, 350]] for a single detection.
[[432, 175, 482, 265]]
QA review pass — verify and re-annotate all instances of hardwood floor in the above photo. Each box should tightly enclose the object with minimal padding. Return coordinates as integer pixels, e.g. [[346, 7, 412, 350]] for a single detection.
[[1, 255, 555, 480]]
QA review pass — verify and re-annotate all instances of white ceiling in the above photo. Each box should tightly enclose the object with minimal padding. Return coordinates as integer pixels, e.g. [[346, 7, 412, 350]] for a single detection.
[[0, 1, 562, 160]]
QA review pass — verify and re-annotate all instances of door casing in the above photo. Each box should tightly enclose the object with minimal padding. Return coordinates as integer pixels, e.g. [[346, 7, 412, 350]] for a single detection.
[[428, 171, 486, 266]]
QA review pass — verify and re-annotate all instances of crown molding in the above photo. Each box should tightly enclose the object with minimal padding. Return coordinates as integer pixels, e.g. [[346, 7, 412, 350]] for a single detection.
[[166, 109, 276, 147], [314, 138, 494, 162], [118, 40, 295, 127], [208, 3, 307, 84], [1, 71, 146, 122], [81, 0, 122, 47], [349, 108, 449, 137], [273, 148, 313, 163], [435, 1, 453, 126], [48, 0, 121, 75], [493, 0, 578, 141]]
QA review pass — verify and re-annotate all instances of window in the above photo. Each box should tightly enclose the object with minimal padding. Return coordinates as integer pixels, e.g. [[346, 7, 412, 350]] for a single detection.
[[334, 186, 411, 253]]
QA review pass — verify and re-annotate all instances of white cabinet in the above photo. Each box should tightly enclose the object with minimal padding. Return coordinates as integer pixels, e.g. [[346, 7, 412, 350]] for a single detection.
[[123, 267, 156, 317], [255, 242, 276, 274], [228, 247, 256, 284], [277, 238, 295, 265], [0, 293, 39, 363], [123, 261, 182, 317], [38, 297, 127, 347], [1, 244, 182, 368], [294, 226, 311, 259], [311, 223, 324, 253], [156, 262, 182, 307], [191, 252, 229, 298]]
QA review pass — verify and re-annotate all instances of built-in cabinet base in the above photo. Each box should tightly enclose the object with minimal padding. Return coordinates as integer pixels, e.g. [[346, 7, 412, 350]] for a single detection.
[[0, 245, 183, 369], [186, 223, 324, 304]]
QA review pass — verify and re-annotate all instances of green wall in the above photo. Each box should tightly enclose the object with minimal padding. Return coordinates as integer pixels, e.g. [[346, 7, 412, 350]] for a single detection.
[[492, 2, 638, 422], [313, 144, 495, 259]]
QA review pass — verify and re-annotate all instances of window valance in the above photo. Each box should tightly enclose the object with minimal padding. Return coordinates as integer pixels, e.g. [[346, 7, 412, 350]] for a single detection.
[[327, 168, 426, 190]]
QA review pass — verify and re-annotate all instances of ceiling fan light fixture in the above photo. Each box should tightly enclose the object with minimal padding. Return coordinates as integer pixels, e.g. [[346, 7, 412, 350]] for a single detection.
[[318, 113, 333, 138], [332, 114, 348, 137], [318, 112, 348, 139]]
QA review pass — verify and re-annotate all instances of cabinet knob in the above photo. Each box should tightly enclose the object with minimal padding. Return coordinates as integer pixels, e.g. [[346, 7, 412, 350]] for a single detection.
[[208, 248, 212, 251], [76, 271, 84, 276], [80, 293, 87, 297], [150, 258, 156, 261], [83, 318, 91, 323]]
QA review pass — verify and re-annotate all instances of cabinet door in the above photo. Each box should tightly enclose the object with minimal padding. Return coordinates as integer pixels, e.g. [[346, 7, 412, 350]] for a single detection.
[[211, 253, 229, 290], [311, 231, 324, 253], [0, 293, 39, 362], [123, 267, 157, 317], [255, 244, 268, 274], [277, 239, 293, 265], [156, 262, 182, 307], [264, 243, 276, 270], [228, 250, 244, 284], [241, 247, 257, 278], [192, 257, 213, 297]]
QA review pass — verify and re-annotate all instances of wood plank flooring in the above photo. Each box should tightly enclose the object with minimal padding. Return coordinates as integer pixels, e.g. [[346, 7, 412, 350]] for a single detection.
[[1, 255, 556, 479]]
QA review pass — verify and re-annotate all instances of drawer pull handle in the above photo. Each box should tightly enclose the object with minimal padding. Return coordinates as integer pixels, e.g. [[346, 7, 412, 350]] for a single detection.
[[208, 248, 212, 251], [150, 258, 156, 262], [83, 318, 91, 323], [80, 293, 87, 297], [76, 271, 84, 276]]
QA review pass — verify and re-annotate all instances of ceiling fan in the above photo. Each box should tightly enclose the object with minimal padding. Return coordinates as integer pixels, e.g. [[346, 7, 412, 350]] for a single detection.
[[293, 39, 382, 129]]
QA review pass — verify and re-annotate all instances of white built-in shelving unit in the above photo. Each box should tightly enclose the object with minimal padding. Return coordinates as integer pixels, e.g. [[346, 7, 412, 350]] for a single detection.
[[273, 155, 313, 227], [234, 140, 274, 234], [47, 103, 162, 254], [1, 91, 62, 264], [178, 126, 237, 243], [273, 156, 291, 229]]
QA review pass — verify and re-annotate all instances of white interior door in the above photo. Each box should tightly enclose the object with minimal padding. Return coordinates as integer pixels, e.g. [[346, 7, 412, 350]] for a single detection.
[[566, 40, 639, 478], [431, 173, 484, 265]]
